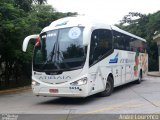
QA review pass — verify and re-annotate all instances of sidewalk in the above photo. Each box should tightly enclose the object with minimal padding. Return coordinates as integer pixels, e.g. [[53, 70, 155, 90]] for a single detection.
[[147, 71, 160, 77], [0, 86, 31, 94]]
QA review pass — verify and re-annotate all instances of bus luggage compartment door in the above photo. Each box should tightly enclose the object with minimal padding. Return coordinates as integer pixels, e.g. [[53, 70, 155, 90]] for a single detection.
[[113, 66, 121, 86], [125, 65, 132, 82]]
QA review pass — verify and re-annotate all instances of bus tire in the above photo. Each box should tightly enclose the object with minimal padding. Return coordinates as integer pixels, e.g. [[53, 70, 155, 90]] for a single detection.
[[136, 70, 142, 84], [100, 76, 114, 97]]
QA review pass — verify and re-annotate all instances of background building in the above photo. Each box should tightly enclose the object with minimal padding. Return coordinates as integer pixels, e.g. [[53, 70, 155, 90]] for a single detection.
[[153, 34, 160, 72]]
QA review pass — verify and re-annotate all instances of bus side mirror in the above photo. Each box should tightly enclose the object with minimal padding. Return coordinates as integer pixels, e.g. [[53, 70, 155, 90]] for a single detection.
[[22, 34, 39, 52]]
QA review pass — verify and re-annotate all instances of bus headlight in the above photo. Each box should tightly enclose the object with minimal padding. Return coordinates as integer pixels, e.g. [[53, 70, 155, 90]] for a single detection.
[[70, 77, 87, 86], [32, 80, 40, 86]]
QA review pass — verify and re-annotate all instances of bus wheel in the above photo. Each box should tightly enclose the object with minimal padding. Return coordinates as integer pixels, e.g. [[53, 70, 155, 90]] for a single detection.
[[100, 76, 113, 97], [136, 70, 142, 84]]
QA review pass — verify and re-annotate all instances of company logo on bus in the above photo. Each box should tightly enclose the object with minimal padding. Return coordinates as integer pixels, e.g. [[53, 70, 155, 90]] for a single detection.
[[39, 76, 71, 80], [55, 21, 68, 27], [109, 53, 119, 63]]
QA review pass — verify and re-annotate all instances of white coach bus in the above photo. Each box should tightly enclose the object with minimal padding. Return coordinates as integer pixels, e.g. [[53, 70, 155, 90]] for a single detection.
[[22, 16, 148, 97]]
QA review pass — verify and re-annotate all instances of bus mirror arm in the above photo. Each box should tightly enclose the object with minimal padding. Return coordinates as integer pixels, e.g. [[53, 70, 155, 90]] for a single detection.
[[22, 34, 39, 52]]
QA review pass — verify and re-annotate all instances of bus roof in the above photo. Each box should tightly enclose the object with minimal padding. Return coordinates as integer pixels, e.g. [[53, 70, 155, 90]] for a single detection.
[[41, 16, 146, 42], [41, 16, 111, 33]]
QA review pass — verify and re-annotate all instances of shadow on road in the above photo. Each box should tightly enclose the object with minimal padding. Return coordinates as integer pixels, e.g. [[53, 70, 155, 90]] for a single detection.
[[37, 94, 99, 105], [37, 80, 145, 105], [114, 80, 145, 93]]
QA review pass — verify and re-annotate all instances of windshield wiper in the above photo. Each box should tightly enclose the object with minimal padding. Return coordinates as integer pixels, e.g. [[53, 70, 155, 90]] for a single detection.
[[48, 43, 56, 62], [42, 42, 61, 70], [56, 44, 70, 69]]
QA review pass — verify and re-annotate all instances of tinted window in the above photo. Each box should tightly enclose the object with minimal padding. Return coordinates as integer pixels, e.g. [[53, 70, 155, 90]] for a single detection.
[[113, 30, 147, 53], [113, 31, 125, 50], [123, 34, 136, 51], [89, 29, 112, 66]]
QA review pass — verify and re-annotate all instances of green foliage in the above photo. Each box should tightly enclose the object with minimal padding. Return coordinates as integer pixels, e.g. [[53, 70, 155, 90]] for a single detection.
[[117, 11, 160, 71], [33, 0, 47, 4], [14, 0, 32, 12], [0, 0, 77, 89]]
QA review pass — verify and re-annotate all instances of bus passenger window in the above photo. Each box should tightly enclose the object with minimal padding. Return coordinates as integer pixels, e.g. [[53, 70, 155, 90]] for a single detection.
[[113, 31, 125, 50]]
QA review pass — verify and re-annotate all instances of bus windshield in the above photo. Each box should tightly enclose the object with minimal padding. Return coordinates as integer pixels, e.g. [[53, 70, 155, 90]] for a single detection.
[[33, 27, 86, 72]]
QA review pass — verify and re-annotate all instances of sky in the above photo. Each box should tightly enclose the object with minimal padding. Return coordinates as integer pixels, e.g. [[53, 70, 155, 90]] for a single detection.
[[47, 0, 160, 25]]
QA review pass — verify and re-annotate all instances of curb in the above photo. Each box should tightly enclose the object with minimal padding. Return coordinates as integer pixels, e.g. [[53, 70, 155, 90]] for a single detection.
[[147, 72, 160, 77], [0, 86, 31, 94]]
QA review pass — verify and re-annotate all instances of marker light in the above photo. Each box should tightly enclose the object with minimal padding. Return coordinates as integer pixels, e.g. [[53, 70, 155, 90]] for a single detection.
[[35, 37, 41, 47]]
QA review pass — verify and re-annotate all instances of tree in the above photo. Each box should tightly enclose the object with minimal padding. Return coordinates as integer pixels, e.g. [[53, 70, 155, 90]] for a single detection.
[[33, 0, 47, 4], [0, 0, 77, 89], [0, 1, 36, 87], [117, 11, 160, 71], [14, 0, 47, 12]]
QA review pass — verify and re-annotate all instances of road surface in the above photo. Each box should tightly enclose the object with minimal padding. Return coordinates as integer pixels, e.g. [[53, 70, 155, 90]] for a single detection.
[[0, 76, 160, 115]]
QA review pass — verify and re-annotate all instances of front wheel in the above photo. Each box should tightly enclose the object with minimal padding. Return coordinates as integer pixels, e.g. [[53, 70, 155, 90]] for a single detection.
[[100, 76, 114, 97]]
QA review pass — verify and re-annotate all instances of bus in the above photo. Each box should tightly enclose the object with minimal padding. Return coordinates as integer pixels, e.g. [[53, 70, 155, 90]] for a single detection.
[[22, 16, 148, 97]]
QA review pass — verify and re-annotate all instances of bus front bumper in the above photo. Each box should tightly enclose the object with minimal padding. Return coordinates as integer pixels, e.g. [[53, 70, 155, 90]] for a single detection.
[[32, 85, 89, 98]]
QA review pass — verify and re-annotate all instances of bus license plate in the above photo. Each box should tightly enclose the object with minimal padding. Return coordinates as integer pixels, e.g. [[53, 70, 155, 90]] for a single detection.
[[49, 89, 58, 93]]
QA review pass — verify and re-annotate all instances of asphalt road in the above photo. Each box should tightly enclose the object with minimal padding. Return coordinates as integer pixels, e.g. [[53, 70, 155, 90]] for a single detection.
[[0, 76, 160, 115]]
